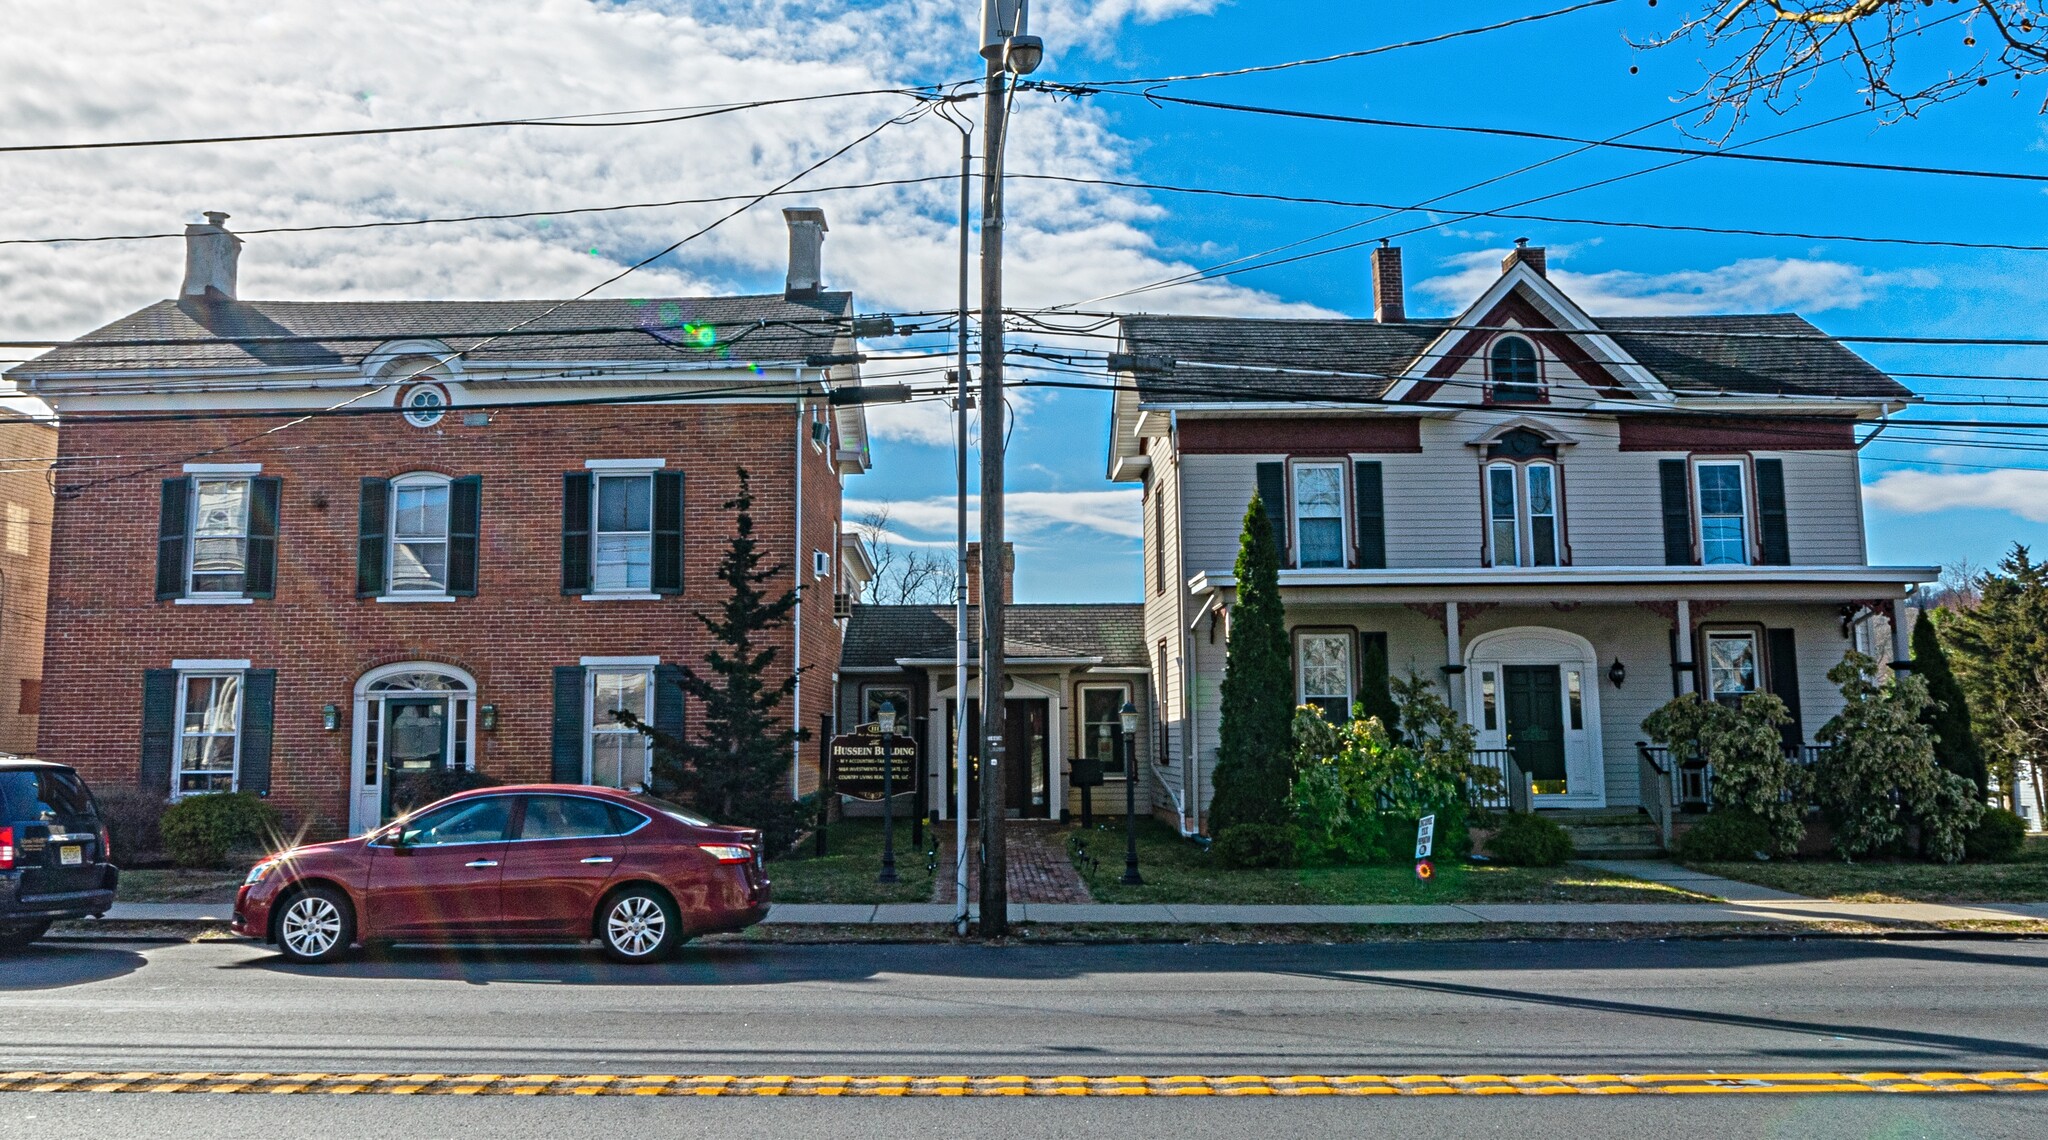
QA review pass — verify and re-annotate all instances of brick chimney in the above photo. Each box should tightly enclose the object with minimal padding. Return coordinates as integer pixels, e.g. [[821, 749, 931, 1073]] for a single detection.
[[1371, 242, 1404, 323], [1500, 237, 1546, 278], [964, 541, 1014, 606], [782, 207, 827, 299], [181, 211, 241, 300]]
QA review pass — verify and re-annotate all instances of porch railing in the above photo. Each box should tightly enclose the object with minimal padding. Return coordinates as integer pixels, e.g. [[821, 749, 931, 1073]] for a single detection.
[[1638, 743, 1675, 852], [1637, 742, 1832, 819], [1470, 748, 1533, 814]]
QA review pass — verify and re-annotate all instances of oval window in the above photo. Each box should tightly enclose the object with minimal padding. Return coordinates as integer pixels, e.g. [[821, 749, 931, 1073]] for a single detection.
[[401, 384, 448, 428]]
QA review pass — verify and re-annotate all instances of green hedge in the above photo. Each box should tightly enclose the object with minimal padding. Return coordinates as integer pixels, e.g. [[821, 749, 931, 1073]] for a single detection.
[[159, 792, 281, 868], [1484, 812, 1573, 867]]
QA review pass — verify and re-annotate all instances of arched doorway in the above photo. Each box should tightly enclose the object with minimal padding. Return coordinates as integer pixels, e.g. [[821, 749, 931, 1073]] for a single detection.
[[1464, 627, 1605, 808], [348, 663, 478, 834]]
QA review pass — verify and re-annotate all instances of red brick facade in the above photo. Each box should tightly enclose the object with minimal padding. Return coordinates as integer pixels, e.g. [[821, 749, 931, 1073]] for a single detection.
[[39, 400, 848, 837]]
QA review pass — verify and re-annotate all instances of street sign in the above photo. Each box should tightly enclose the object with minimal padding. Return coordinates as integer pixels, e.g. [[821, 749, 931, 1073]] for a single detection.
[[829, 725, 917, 801], [1414, 813, 1436, 860]]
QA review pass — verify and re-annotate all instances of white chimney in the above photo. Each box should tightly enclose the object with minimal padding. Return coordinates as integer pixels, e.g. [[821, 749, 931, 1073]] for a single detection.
[[181, 211, 241, 300], [783, 207, 827, 299]]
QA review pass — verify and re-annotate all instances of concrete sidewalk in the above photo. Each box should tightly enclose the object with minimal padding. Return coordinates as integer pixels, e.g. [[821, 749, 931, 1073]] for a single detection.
[[1572, 859, 1809, 902], [96, 899, 2048, 928]]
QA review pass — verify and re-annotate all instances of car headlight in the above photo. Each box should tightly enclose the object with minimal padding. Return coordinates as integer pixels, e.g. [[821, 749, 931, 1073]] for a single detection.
[[244, 860, 279, 886]]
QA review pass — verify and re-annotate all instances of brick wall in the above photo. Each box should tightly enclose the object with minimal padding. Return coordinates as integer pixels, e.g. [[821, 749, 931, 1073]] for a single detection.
[[38, 400, 845, 835], [0, 414, 55, 755]]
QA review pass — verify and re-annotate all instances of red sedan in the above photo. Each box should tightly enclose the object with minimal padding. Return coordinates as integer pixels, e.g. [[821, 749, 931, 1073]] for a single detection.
[[232, 785, 769, 964]]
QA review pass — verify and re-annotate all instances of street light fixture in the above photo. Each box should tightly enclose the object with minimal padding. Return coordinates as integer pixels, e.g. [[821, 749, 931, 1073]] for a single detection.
[[1119, 700, 1142, 886], [878, 700, 899, 884]]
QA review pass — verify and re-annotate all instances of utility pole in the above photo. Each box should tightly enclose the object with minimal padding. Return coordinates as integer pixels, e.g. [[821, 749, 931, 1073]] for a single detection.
[[975, 0, 1043, 940]]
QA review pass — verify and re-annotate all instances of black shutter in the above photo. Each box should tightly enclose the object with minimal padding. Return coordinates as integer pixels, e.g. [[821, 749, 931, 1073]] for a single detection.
[[1357, 630, 1394, 725], [551, 665, 586, 784], [447, 475, 481, 596], [1353, 461, 1386, 570], [356, 478, 389, 598], [1658, 459, 1695, 566], [654, 664, 686, 740], [140, 669, 177, 793], [244, 476, 280, 599], [156, 477, 190, 600], [561, 472, 593, 595], [1756, 458, 1791, 566], [1255, 461, 1290, 567], [1765, 628, 1804, 754], [651, 470, 684, 595], [239, 669, 277, 797]]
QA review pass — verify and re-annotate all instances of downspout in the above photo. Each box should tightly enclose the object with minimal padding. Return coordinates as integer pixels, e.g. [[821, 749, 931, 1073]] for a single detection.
[[1170, 409, 1199, 837], [792, 372, 806, 800]]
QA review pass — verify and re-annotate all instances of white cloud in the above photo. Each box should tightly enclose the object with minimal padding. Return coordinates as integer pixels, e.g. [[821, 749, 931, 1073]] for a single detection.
[[848, 489, 1140, 540], [0, 0, 1284, 349], [1415, 247, 1927, 316], [1865, 468, 2048, 523]]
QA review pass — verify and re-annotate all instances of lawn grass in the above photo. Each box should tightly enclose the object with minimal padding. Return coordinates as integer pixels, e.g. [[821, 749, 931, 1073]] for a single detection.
[[1068, 818, 1709, 906], [116, 867, 249, 904], [1688, 835, 2048, 903], [767, 818, 937, 904]]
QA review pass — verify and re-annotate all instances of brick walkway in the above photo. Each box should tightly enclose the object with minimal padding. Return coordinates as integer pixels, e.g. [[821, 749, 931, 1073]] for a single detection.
[[931, 822, 1094, 904]]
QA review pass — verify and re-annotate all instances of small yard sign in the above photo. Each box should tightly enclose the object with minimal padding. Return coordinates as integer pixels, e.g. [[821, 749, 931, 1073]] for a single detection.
[[1414, 814, 1435, 859]]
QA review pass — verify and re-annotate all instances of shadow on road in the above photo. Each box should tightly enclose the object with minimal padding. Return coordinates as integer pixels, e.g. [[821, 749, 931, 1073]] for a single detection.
[[0, 944, 148, 991]]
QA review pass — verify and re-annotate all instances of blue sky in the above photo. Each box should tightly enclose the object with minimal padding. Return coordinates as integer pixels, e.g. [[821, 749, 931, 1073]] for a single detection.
[[841, 1, 2048, 601]]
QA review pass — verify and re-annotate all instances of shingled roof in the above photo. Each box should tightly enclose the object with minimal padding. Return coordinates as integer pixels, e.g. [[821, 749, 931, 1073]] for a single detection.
[[1118, 311, 1910, 404], [842, 604, 1147, 671], [8, 292, 853, 378]]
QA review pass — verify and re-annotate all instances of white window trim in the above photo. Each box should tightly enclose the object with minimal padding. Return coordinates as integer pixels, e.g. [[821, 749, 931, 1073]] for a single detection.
[[187, 475, 254, 599], [1525, 460, 1561, 568], [584, 458, 667, 470], [173, 658, 253, 671], [589, 471, 657, 595], [183, 462, 262, 475], [1488, 334, 1544, 401], [386, 472, 453, 597], [1485, 462, 1522, 568], [172, 669, 244, 799], [1702, 628, 1764, 700], [586, 666, 655, 789], [1692, 457, 1754, 566], [581, 655, 661, 667], [175, 596, 254, 606], [581, 593, 662, 602], [1077, 682, 1134, 782], [1295, 631, 1355, 714], [1289, 461, 1348, 570]]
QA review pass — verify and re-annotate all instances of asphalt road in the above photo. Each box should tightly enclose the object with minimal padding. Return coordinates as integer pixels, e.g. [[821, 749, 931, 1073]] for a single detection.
[[3, 936, 2045, 1138]]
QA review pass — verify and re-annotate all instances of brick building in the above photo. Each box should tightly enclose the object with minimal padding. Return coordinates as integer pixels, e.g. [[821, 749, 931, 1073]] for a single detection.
[[10, 210, 873, 836], [0, 411, 56, 755]]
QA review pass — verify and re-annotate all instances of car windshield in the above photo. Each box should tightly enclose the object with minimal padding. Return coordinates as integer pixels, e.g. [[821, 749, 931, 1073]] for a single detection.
[[631, 793, 714, 827], [0, 769, 97, 824]]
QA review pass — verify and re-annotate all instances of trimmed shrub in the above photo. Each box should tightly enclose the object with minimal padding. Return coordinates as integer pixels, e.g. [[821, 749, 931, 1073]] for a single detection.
[[1965, 808, 2028, 863], [1485, 812, 1574, 867], [389, 767, 500, 816], [1642, 692, 1805, 856], [1676, 811, 1780, 862], [1212, 823, 1298, 870], [92, 786, 169, 866], [159, 792, 282, 868]]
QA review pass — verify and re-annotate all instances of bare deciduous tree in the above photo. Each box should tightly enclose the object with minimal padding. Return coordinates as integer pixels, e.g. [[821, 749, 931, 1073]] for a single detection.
[[854, 507, 959, 606], [1642, 2, 2048, 126]]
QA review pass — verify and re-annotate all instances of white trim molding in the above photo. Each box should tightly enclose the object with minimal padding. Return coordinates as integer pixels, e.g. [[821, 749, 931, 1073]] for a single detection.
[[376, 594, 456, 604], [174, 596, 254, 606], [584, 458, 667, 470], [580, 655, 661, 667], [580, 593, 663, 602], [172, 658, 252, 671], [183, 462, 262, 474]]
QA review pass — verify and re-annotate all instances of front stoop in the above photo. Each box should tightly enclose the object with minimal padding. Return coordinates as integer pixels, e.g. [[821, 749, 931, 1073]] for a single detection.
[[1541, 811, 1666, 858]]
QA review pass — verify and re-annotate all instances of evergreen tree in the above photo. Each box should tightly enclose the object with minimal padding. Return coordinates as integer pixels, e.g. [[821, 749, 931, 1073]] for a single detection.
[[624, 468, 809, 850], [1945, 544, 2048, 806], [1913, 610, 1988, 796], [1208, 492, 1295, 833]]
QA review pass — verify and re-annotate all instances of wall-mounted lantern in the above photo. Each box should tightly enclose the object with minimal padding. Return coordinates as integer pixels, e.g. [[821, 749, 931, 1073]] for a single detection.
[[1608, 659, 1627, 689]]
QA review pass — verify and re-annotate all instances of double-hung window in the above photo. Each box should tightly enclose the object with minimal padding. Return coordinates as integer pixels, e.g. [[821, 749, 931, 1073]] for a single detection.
[[1080, 684, 1132, 780], [1485, 461, 1561, 568], [1292, 463, 1346, 569], [1297, 632, 1354, 722], [565, 464, 683, 597], [189, 478, 252, 595], [389, 475, 450, 593], [176, 672, 242, 795], [1695, 461, 1750, 565], [595, 474, 654, 593], [588, 667, 652, 789], [1703, 630, 1762, 707]]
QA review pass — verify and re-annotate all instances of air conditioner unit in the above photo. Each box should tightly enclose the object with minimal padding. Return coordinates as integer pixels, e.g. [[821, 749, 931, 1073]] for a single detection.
[[810, 420, 831, 448], [813, 550, 833, 578]]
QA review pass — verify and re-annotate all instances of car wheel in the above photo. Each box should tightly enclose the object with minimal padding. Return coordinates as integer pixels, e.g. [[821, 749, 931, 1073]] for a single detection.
[[274, 887, 355, 965], [0, 920, 52, 951], [599, 886, 682, 963]]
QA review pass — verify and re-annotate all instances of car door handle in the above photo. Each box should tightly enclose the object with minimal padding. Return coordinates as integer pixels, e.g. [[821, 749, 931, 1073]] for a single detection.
[[580, 856, 615, 864], [465, 859, 499, 868]]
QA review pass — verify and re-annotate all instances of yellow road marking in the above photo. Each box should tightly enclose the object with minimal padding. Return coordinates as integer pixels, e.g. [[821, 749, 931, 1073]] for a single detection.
[[0, 1070, 2042, 1096]]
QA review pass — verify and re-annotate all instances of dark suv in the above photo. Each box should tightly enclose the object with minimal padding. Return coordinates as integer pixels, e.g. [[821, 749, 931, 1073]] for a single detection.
[[1, 759, 116, 950]]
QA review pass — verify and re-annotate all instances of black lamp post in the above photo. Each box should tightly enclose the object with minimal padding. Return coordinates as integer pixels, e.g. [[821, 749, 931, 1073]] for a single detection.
[[1119, 700, 1142, 886], [878, 701, 899, 884]]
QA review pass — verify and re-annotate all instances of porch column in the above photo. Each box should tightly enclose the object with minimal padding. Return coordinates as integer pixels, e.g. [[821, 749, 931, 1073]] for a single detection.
[[1673, 599, 1696, 695], [1889, 600, 1913, 672], [1443, 602, 1464, 713]]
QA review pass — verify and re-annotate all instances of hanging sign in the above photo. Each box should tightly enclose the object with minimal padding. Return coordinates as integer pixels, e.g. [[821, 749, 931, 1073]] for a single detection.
[[829, 723, 917, 802]]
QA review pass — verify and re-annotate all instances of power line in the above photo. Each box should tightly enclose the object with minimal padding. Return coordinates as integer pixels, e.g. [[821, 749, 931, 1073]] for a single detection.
[[0, 86, 939, 155]]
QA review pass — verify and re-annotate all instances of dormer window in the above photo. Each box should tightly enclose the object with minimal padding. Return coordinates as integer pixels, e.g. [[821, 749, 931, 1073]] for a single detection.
[[1489, 337, 1543, 403]]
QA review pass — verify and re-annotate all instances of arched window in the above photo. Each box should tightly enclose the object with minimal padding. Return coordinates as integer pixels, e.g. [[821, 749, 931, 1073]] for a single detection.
[[1489, 337, 1542, 403], [388, 472, 453, 593]]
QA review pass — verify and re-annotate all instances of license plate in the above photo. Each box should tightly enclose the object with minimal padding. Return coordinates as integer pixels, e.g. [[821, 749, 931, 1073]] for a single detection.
[[59, 845, 82, 866]]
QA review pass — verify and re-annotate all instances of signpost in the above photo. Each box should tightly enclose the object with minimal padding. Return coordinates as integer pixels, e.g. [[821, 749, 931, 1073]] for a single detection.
[[1414, 813, 1436, 882], [829, 725, 918, 802]]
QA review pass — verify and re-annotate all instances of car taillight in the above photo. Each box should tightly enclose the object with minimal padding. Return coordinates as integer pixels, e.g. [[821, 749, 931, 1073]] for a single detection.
[[0, 826, 13, 871], [698, 843, 753, 865], [97, 824, 112, 861]]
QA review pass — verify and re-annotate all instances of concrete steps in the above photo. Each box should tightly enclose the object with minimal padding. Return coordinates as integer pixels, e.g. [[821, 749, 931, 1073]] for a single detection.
[[1542, 812, 1665, 858]]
